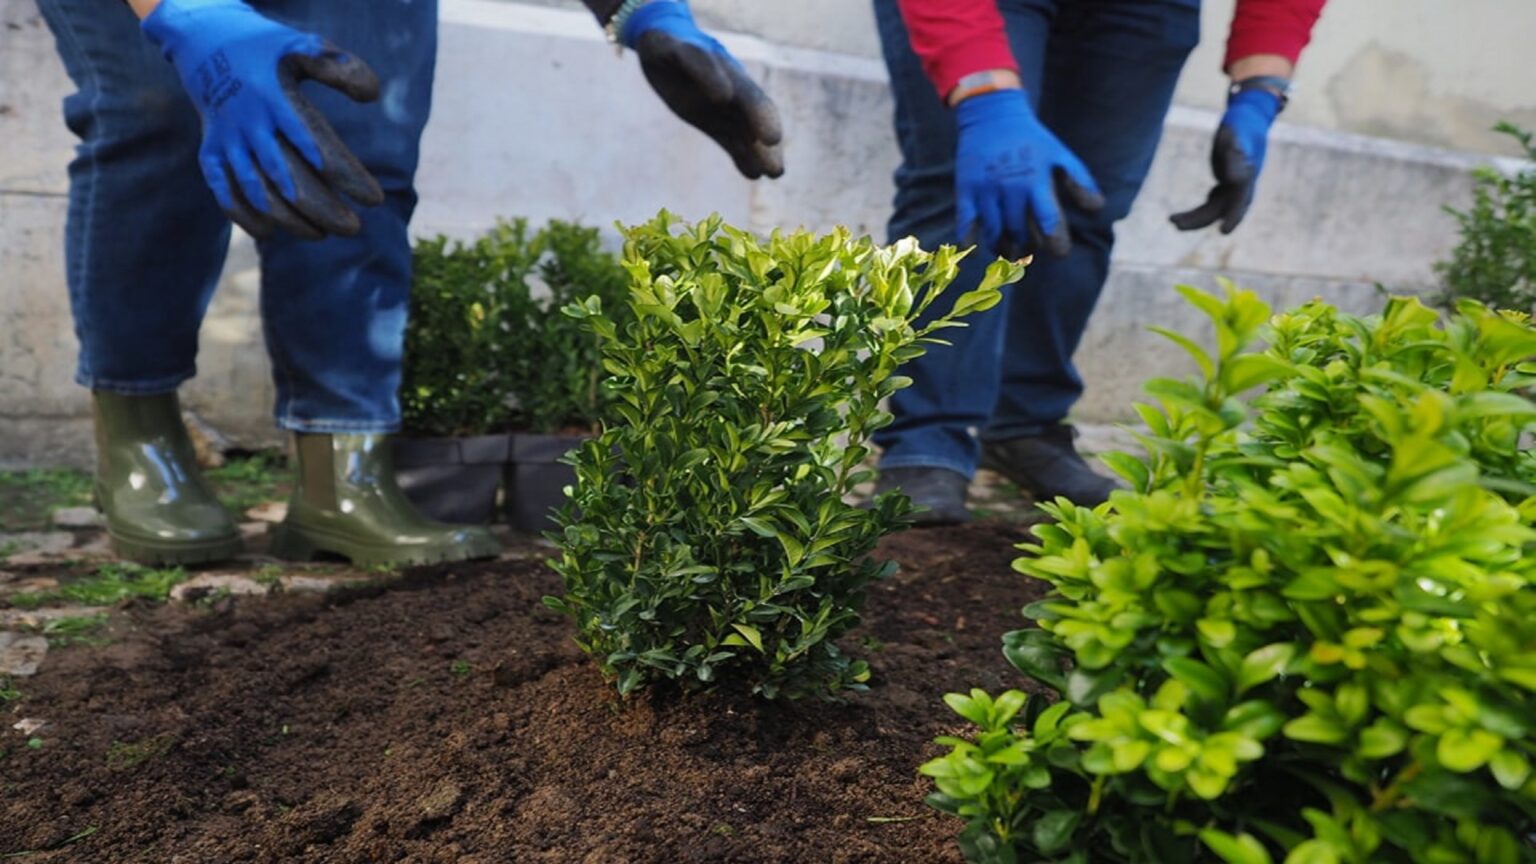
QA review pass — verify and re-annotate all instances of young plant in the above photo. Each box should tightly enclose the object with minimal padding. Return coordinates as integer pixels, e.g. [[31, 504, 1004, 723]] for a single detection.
[[1438, 123, 1536, 313], [548, 213, 1023, 698], [924, 285, 1536, 862]]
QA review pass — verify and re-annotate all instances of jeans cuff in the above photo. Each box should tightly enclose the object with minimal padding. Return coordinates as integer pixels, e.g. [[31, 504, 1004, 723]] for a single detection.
[[876, 454, 976, 479], [77, 370, 194, 395], [278, 417, 402, 434]]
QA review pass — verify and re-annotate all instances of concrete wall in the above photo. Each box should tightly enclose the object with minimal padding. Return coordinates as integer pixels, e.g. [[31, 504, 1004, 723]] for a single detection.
[[1, 0, 1526, 468], [612, 0, 1536, 157], [1183, 0, 1536, 157]]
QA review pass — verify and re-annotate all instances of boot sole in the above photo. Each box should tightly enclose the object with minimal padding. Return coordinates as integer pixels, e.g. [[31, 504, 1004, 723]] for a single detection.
[[269, 524, 503, 568], [109, 531, 244, 567]]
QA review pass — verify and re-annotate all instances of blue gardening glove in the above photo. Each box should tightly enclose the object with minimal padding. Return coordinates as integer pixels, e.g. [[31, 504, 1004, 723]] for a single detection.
[[620, 0, 784, 179], [954, 89, 1104, 259], [1171, 86, 1283, 234], [142, 0, 384, 240]]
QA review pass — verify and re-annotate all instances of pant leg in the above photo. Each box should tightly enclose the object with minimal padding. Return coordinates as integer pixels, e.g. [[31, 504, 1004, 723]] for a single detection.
[[985, 0, 1200, 438], [871, 0, 1055, 477], [252, 0, 439, 433], [36, 0, 232, 394]]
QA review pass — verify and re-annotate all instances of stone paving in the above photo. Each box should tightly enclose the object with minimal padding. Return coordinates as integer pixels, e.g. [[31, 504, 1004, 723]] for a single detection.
[[0, 423, 1146, 684]]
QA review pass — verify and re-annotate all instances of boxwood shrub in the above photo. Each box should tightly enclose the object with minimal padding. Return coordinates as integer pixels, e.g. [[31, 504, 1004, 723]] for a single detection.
[[401, 219, 630, 437], [548, 213, 1024, 698], [923, 285, 1536, 863]]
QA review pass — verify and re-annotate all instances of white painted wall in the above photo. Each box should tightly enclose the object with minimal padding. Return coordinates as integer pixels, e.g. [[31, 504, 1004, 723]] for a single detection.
[[1, 0, 1526, 468]]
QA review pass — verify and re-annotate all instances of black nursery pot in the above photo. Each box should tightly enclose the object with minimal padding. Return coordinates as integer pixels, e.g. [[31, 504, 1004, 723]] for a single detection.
[[505, 432, 585, 533], [393, 434, 511, 525]]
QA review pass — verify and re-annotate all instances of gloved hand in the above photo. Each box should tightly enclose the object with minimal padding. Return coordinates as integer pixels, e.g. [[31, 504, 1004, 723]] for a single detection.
[[620, 0, 784, 180], [954, 89, 1104, 259], [1170, 87, 1282, 234], [142, 0, 385, 240]]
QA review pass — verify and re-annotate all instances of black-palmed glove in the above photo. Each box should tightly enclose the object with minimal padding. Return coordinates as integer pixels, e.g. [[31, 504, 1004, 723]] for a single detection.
[[1170, 82, 1285, 234], [615, 0, 784, 179]]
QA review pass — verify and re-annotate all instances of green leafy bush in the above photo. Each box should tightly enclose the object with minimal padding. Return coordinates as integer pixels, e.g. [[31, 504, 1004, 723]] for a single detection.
[[402, 220, 537, 437], [1438, 123, 1536, 313], [401, 219, 630, 437], [510, 221, 631, 434], [923, 285, 1536, 862], [548, 213, 1023, 698]]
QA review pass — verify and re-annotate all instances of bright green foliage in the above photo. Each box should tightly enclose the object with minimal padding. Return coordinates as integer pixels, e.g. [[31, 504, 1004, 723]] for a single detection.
[[204, 450, 289, 513], [401, 219, 630, 437], [924, 284, 1536, 862], [548, 213, 1023, 698], [0, 468, 92, 531], [1438, 123, 1536, 313], [8, 563, 189, 609]]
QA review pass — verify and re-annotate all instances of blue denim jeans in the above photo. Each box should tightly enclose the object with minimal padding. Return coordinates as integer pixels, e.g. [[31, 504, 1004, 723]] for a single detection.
[[872, 0, 1199, 477], [36, 0, 437, 433]]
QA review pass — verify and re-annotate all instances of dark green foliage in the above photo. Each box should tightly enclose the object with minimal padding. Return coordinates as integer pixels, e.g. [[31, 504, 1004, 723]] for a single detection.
[[401, 219, 630, 437], [402, 220, 538, 437], [512, 220, 632, 434], [1438, 123, 1536, 313], [548, 213, 1023, 699], [924, 285, 1536, 862]]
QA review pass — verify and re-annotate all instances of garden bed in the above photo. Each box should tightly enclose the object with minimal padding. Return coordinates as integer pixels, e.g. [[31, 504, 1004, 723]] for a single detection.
[[1, 520, 1045, 863]]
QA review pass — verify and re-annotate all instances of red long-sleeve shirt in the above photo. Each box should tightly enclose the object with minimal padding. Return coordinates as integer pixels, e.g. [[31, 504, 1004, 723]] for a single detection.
[[896, 0, 1328, 97]]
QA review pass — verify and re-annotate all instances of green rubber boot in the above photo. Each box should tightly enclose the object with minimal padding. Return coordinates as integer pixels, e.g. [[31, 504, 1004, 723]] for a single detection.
[[270, 433, 503, 567], [92, 391, 243, 565]]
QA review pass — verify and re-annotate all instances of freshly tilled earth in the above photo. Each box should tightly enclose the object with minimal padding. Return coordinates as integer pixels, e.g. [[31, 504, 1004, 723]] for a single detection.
[[1, 521, 1048, 863]]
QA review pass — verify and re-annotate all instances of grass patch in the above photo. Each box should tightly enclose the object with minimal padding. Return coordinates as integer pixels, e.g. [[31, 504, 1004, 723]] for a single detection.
[[42, 613, 111, 647], [106, 734, 177, 771], [7, 563, 189, 609], [0, 678, 20, 702], [0, 468, 93, 531], [204, 450, 290, 513]]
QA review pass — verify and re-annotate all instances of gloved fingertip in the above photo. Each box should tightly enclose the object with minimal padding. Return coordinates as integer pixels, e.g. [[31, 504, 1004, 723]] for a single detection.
[[230, 213, 275, 241], [1169, 190, 1228, 232], [956, 220, 978, 250], [996, 235, 1026, 262]]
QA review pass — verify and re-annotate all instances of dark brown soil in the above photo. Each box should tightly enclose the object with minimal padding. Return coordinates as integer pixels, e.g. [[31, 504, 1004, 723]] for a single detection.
[[1, 521, 1048, 863]]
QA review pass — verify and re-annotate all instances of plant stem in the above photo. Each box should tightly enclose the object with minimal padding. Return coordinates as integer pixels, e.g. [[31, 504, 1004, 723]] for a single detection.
[[1369, 762, 1422, 812]]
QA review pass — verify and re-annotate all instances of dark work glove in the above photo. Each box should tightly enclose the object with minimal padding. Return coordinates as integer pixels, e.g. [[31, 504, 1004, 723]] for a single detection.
[[1170, 86, 1283, 234], [620, 0, 784, 179], [142, 0, 385, 240], [954, 88, 1104, 259]]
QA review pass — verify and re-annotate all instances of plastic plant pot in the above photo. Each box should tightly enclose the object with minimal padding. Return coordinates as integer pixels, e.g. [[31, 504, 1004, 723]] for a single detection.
[[393, 434, 511, 525], [505, 432, 585, 533]]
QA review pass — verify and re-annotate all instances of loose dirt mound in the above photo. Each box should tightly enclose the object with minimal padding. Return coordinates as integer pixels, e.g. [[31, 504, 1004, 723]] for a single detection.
[[1, 521, 1048, 863]]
